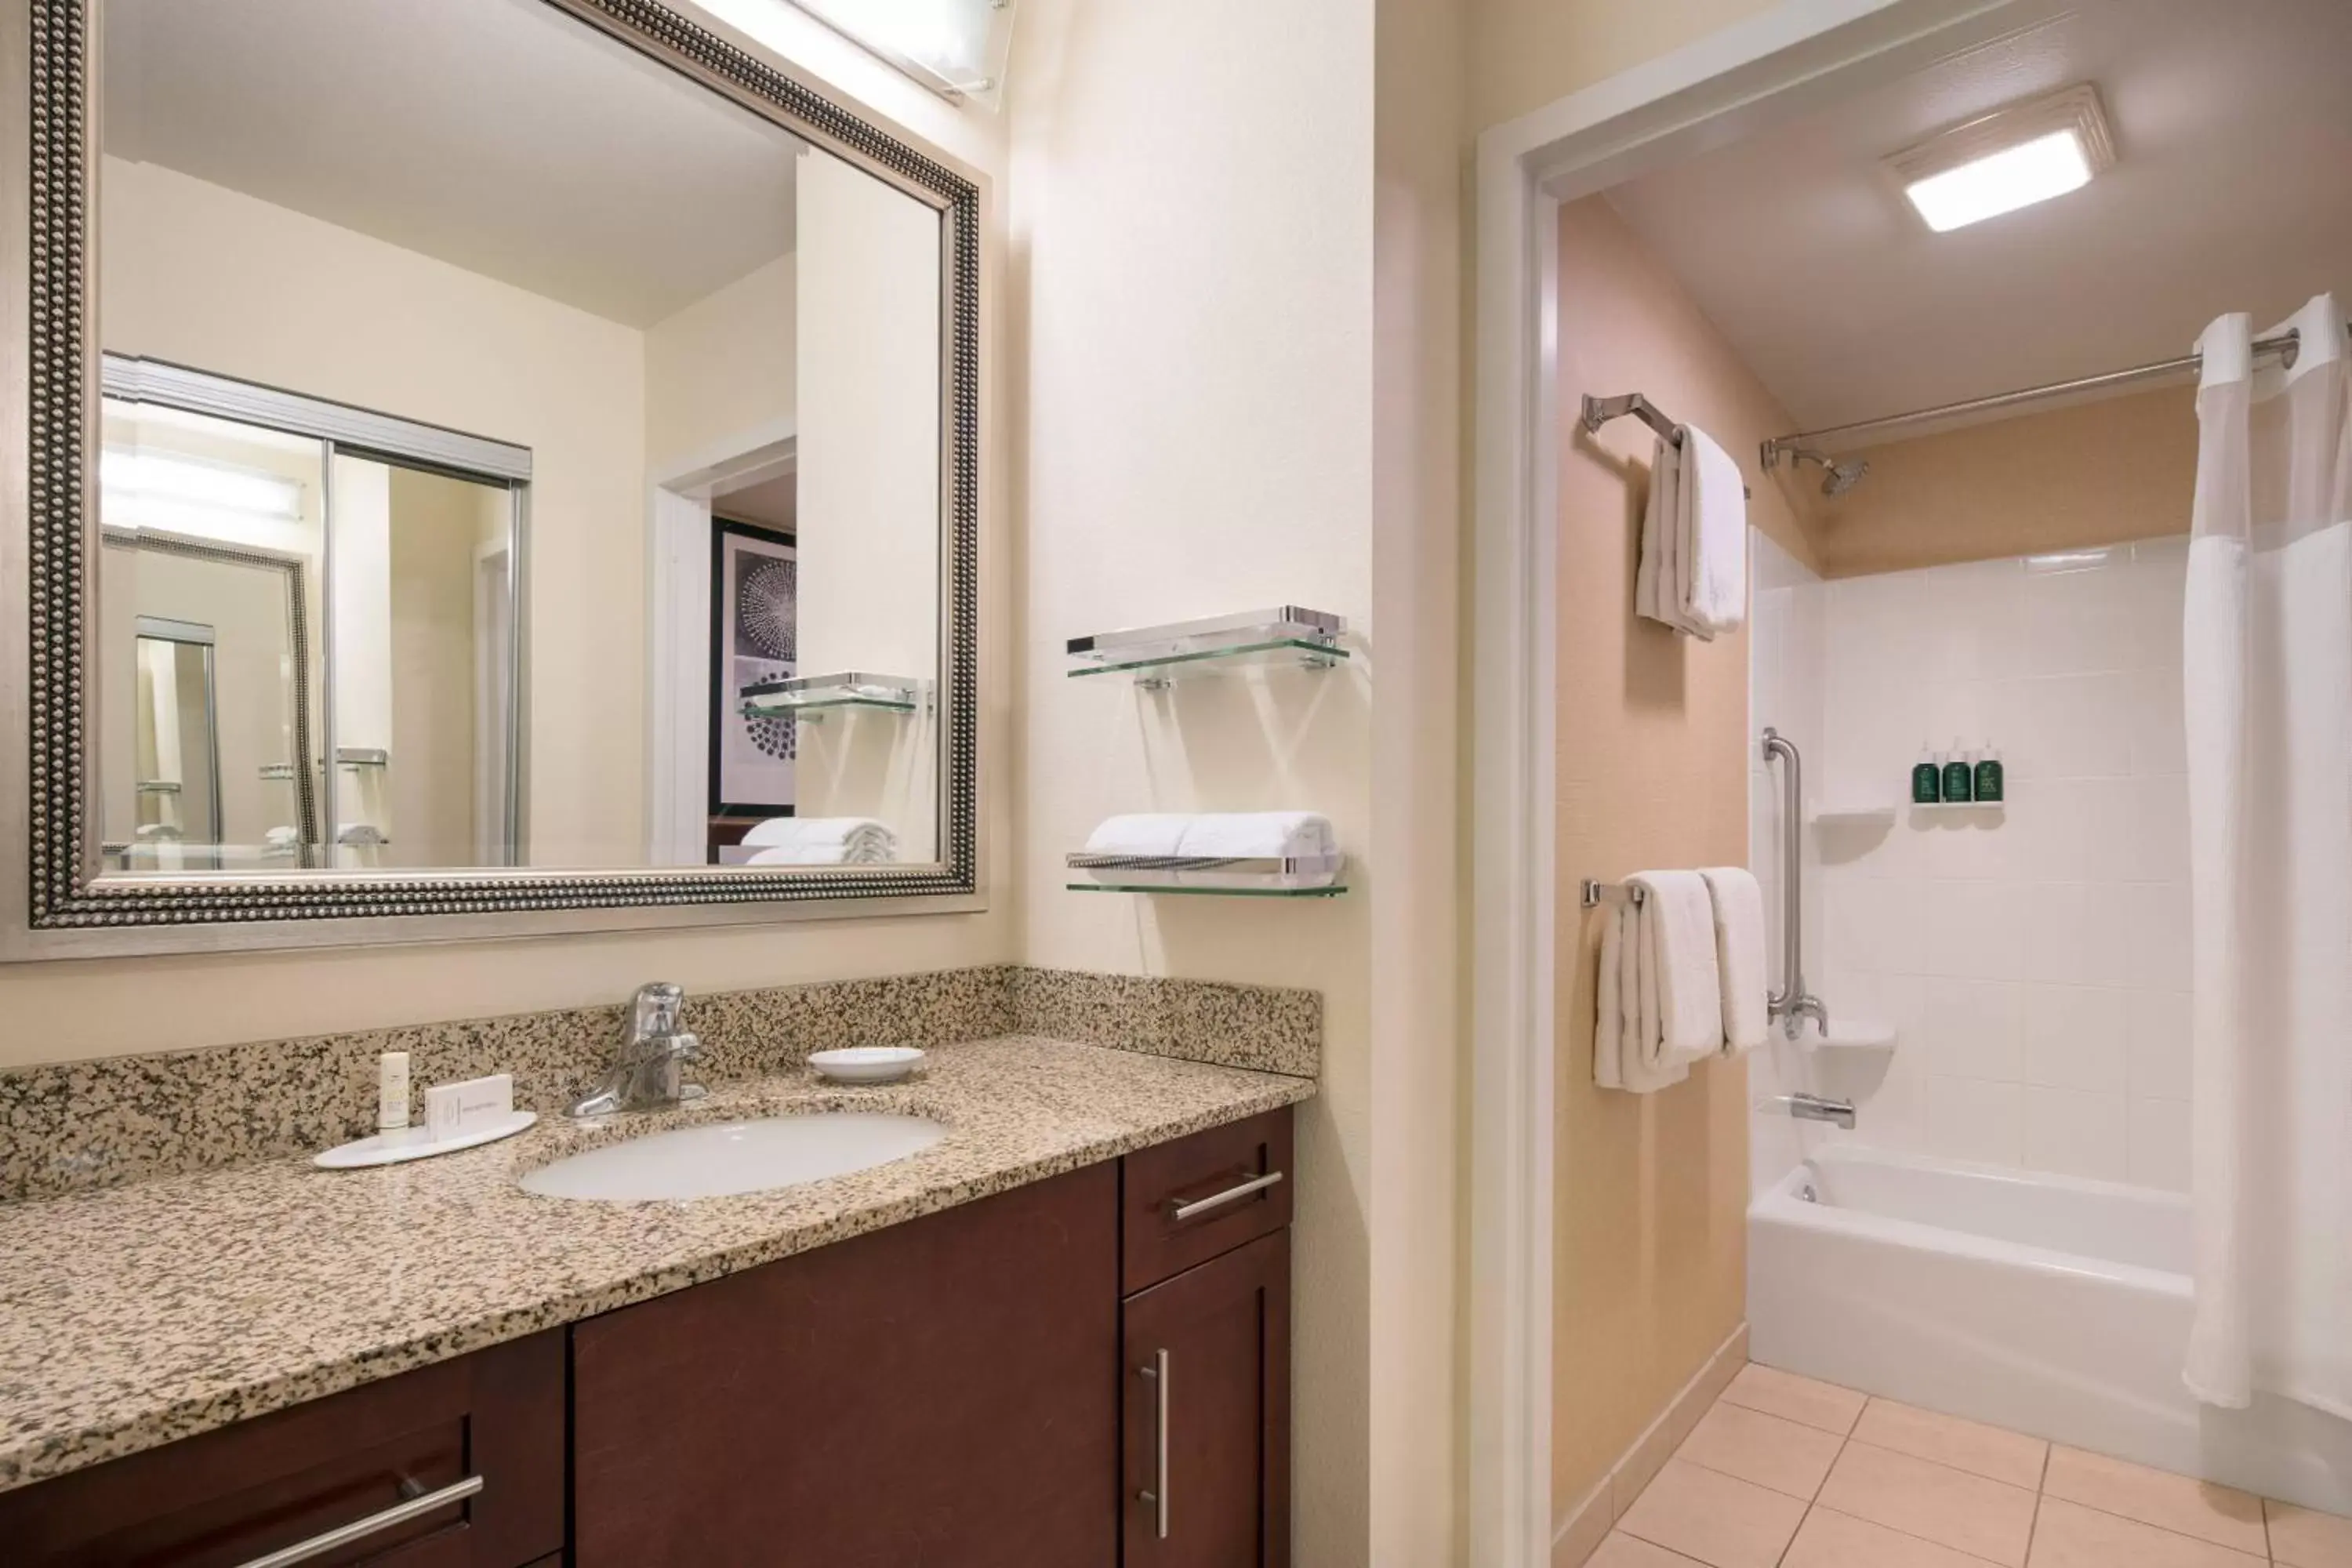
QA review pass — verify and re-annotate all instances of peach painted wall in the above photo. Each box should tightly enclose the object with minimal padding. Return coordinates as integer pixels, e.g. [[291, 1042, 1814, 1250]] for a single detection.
[[1812, 386, 2198, 579], [1550, 195, 1823, 1523]]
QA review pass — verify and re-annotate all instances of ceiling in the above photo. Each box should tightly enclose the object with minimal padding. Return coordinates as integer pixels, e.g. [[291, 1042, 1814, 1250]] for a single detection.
[[1604, 0, 2352, 435], [101, 0, 807, 328]]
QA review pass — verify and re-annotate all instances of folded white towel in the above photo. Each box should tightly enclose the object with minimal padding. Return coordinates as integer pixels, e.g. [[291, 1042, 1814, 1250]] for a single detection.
[[1082, 813, 1197, 858], [1699, 866, 1768, 1053], [1595, 870, 1726, 1092], [1677, 426, 1748, 636], [1173, 811, 1335, 860], [1635, 434, 1703, 637], [742, 816, 896, 864]]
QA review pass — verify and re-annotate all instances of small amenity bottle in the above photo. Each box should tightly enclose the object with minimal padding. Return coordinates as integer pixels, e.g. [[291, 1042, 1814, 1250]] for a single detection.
[[1911, 744, 1942, 804], [1940, 739, 1973, 804], [1973, 742, 2004, 803]]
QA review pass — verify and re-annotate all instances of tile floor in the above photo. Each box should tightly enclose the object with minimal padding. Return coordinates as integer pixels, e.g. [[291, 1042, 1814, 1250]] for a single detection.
[[1595, 1363, 2352, 1568]]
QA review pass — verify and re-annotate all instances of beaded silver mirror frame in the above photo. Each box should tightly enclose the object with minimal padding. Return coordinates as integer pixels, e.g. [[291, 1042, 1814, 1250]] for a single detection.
[[0, 0, 984, 956]]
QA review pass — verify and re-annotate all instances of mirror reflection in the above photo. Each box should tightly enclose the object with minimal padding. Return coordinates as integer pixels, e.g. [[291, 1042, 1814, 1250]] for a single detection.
[[95, 0, 947, 875]]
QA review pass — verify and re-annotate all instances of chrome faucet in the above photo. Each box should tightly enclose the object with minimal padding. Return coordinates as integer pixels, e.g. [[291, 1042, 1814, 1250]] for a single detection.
[[1769, 1091, 1856, 1130], [1780, 992, 1831, 1041], [568, 982, 704, 1118]]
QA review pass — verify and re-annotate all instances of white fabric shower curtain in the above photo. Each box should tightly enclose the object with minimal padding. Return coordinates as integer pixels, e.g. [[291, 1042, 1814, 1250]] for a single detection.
[[2183, 292, 2352, 1415]]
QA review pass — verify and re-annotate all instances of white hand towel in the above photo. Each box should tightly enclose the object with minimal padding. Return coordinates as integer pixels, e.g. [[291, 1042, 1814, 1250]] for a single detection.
[[1698, 866, 1768, 1053], [1082, 813, 1196, 858], [1634, 432, 1675, 629], [742, 816, 896, 864], [1596, 894, 1691, 1092], [1675, 426, 1748, 636], [1174, 811, 1336, 860]]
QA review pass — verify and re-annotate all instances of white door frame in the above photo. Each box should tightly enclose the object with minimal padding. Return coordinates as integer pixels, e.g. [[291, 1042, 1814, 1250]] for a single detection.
[[1466, 2, 2054, 1561]]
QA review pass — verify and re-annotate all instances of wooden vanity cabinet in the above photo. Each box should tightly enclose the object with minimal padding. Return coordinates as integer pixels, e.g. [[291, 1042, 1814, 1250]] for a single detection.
[[0, 1328, 564, 1568]]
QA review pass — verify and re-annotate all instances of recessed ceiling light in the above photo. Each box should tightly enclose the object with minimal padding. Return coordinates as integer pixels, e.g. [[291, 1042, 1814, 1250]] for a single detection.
[[1885, 84, 2115, 233]]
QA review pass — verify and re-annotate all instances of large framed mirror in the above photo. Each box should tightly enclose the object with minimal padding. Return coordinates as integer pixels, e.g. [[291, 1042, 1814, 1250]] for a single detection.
[[4, 0, 982, 954]]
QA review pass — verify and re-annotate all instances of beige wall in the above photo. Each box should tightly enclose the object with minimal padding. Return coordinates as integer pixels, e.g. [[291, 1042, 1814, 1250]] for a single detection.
[[1813, 386, 2198, 578], [1470, 0, 1788, 130], [1550, 196, 1820, 1519], [1371, 0, 1468, 1559], [1006, 2, 1375, 1558], [644, 250, 797, 472], [387, 467, 502, 866]]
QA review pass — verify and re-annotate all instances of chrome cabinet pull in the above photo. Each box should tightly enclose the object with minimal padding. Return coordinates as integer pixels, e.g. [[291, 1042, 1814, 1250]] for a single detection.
[[233, 1474, 483, 1568], [1138, 1349, 1171, 1541], [1169, 1169, 1283, 1222]]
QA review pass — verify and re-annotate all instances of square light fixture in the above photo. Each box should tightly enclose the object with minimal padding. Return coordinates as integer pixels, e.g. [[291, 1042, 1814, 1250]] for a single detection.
[[1884, 84, 2115, 233]]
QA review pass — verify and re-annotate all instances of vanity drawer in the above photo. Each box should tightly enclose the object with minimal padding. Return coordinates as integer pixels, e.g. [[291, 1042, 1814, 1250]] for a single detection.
[[1122, 1107, 1295, 1294], [0, 1329, 564, 1568]]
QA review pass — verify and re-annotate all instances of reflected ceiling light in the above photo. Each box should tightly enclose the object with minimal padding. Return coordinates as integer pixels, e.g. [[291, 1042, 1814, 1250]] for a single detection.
[[784, 0, 1016, 106], [101, 448, 303, 528], [1885, 84, 2115, 233]]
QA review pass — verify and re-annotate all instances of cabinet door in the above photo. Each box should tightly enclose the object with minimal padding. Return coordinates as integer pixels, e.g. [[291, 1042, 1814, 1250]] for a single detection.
[[0, 1330, 564, 1568], [572, 1161, 1120, 1567], [1121, 1229, 1290, 1568]]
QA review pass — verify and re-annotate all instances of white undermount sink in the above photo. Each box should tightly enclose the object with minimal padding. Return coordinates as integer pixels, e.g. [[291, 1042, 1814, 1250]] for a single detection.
[[518, 1113, 947, 1201]]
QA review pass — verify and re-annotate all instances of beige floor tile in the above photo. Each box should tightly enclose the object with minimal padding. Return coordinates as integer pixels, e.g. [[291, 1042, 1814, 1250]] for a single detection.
[[1588, 1534, 1713, 1567], [2028, 1497, 2267, 1568], [1615, 1459, 1808, 1568], [1817, 1442, 2038, 1566], [1677, 1399, 1846, 1500], [1784, 1506, 2000, 1568], [1719, 1363, 1867, 1436], [1853, 1398, 2049, 1489], [2042, 1446, 2267, 1555], [2270, 1499, 2352, 1568]]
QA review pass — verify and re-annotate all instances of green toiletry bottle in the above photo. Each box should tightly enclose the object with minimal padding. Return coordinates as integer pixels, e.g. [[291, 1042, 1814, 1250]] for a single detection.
[[1941, 738, 1973, 804], [1973, 742, 2004, 803], [1911, 744, 1942, 804]]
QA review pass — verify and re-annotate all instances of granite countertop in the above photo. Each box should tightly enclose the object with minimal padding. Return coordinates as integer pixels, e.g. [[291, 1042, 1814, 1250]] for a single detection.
[[0, 1035, 1315, 1494]]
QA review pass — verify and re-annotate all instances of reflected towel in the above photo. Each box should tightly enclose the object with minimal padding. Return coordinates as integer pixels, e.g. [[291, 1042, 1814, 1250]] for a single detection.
[[742, 816, 896, 864]]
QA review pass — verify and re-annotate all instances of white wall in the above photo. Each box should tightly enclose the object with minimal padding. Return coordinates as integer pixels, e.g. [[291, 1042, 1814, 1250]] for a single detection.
[[644, 251, 797, 471], [1007, 2, 1376, 1558], [1807, 540, 2192, 1189]]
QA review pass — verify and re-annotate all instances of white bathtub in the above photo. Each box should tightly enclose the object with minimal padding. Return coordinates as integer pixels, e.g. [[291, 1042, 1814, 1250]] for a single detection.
[[1749, 1145, 2352, 1513]]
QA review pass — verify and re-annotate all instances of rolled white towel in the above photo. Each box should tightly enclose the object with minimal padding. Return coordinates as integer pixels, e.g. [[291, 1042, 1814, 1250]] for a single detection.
[[749, 841, 894, 866], [1698, 866, 1768, 1053], [1172, 811, 1335, 860], [742, 816, 895, 864], [1083, 813, 1196, 858]]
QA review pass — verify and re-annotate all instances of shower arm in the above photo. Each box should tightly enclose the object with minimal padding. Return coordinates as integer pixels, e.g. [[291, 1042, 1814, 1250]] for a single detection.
[[1762, 728, 1823, 1036]]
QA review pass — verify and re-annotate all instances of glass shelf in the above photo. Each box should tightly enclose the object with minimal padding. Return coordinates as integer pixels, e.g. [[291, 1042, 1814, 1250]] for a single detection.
[[1067, 608, 1347, 685], [741, 672, 927, 719], [1065, 851, 1347, 898]]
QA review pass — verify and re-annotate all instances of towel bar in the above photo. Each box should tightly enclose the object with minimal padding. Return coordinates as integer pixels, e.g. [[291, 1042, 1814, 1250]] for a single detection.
[[1580, 392, 1752, 499], [1580, 878, 1646, 909]]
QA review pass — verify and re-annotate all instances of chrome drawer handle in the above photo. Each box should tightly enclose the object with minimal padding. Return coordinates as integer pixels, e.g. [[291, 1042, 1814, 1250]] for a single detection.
[[1138, 1349, 1171, 1541], [234, 1474, 484, 1568], [1169, 1169, 1283, 1222]]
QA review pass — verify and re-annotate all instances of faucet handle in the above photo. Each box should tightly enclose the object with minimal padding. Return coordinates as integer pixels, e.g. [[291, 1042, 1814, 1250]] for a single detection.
[[630, 982, 685, 1037]]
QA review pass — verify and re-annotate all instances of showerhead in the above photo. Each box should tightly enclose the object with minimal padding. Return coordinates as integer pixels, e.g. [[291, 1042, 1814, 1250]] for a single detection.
[[1821, 459, 1869, 497], [1784, 446, 1869, 497]]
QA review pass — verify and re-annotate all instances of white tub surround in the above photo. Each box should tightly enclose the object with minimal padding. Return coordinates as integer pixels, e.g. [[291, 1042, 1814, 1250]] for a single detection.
[[1749, 1144, 2352, 1515]]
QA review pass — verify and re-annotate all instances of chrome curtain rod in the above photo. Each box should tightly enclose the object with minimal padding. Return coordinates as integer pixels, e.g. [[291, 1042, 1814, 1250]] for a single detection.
[[1761, 323, 2346, 466]]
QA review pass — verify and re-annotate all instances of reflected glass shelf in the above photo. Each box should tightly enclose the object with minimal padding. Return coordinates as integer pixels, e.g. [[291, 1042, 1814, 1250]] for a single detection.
[[1067, 608, 1347, 685], [1065, 851, 1347, 898], [741, 672, 927, 718]]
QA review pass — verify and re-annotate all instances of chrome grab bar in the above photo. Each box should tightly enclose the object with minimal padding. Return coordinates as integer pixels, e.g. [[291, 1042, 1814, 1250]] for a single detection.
[[234, 1475, 483, 1568], [1762, 728, 1828, 1038], [1169, 1169, 1284, 1222], [1138, 1349, 1171, 1540]]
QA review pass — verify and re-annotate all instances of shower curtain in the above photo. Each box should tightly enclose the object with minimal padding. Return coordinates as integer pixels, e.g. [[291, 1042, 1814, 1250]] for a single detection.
[[2182, 293, 2352, 1416]]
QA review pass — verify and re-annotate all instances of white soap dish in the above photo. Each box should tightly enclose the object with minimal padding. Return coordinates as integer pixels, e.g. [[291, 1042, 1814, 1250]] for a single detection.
[[808, 1047, 927, 1085], [314, 1110, 537, 1170]]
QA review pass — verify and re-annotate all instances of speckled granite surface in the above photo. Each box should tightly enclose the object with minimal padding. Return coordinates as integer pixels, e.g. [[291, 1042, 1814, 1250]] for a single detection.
[[0, 965, 1319, 1201], [0, 1036, 1314, 1494]]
